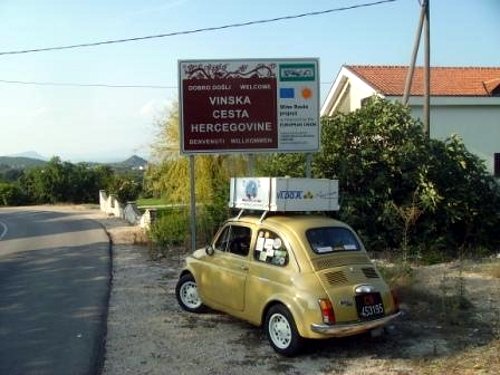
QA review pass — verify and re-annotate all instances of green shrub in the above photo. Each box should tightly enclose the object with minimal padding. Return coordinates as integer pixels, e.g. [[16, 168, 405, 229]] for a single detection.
[[0, 182, 26, 206], [147, 203, 231, 259], [109, 176, 142, 203], [149, 208, 189, 247], [197, 205, 231, 246]]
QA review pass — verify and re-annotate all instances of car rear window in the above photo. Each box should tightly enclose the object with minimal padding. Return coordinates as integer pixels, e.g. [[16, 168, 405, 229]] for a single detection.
[[306, 227, 361, 254]]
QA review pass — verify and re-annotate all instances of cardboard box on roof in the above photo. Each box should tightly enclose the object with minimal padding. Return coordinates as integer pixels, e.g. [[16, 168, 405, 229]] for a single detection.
[[229, 177, 339, 212]]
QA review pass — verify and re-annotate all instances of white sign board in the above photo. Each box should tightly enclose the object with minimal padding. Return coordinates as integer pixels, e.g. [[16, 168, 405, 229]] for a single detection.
[[179, 58, 320, 154], [229, 177, 339, 212]]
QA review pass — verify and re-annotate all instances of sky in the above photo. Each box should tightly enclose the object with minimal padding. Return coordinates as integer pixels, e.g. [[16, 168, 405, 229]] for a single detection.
[[0, 0, 498, 162]]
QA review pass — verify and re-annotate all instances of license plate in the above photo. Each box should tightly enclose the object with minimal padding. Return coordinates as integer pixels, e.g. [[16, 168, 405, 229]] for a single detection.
[[355, 293, 385, 320]]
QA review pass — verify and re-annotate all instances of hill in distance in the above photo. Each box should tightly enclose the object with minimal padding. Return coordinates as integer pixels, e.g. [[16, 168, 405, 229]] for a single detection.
[[113, 155, 148, 169], [0, 156, 47, 168], [7, 151, 48, 161], [0, 154, 147, 170]]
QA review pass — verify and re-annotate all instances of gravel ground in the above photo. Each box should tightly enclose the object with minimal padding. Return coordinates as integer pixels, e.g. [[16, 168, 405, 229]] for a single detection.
[[91, 210, 499, 375]]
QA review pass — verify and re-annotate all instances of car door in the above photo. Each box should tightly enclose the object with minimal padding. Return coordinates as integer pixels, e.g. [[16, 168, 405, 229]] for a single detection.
[[202, 224, 252, 312]]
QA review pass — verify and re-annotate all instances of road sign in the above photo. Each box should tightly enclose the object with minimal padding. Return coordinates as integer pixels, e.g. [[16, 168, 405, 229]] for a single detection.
[[179, 58, 320, 154]]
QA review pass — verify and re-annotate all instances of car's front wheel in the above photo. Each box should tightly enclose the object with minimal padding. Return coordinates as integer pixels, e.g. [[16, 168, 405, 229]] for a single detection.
[[265, 304, 303, 356], [175, 274, 205, 313]]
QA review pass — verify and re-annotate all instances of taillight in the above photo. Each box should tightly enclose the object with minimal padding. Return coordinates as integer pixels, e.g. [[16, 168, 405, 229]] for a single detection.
[[391, 289, 400, 312], [318, 298, 336, 324]]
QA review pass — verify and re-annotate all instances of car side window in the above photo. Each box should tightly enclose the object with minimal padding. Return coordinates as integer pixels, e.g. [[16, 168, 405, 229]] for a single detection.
[[214, 226, 231, 252], [253, 230, 288, 266], [214, 225, 251, 257]]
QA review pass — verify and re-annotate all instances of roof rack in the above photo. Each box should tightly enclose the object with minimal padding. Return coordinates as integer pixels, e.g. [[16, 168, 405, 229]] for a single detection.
[[234, 209, 268, 223]]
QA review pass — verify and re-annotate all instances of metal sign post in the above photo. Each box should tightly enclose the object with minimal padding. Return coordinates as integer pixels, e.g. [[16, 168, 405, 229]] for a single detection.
[[189, 155, 196, 251]]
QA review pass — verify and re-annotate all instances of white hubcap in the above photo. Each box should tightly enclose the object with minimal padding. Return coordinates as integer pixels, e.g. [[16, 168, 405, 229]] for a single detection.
[[269, 313, 292, 349], [180, 281, 201, 309]]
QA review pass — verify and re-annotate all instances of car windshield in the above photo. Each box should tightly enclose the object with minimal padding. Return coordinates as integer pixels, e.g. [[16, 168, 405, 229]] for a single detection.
[[306, 227, 361, 254]]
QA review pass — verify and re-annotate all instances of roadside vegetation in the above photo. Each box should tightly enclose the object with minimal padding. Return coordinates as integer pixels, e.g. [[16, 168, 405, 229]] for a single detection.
[[0, 156, 143, 206], [144, 103, 247, 258], [3, 98, 497, 262], [145, 98, 499, 262]]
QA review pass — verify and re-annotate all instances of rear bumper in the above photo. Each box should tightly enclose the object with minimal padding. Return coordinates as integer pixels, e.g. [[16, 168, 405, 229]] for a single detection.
[[311, 311, 402, 337]]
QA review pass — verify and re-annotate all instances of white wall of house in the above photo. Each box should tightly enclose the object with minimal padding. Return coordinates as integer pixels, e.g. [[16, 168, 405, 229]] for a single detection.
[[321, 68, 377, 116], [322, 72, 500, 175], [349, 83, 376, 112], [399, 97, 500, 175]]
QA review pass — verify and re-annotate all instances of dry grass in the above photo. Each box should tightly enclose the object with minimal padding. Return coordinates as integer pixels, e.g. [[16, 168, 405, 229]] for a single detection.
[[375, 261, 414, 289], [482, 262, 500, 278], [376, 257, 500, 374], [415, 339, 500, 375]]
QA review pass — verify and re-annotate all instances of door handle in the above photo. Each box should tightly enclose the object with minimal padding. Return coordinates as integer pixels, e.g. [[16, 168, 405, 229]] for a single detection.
[[240, 265, 249, 271]]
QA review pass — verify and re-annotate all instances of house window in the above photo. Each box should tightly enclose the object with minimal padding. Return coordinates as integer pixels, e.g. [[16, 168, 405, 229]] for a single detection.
[[494, 153, 500, 177]]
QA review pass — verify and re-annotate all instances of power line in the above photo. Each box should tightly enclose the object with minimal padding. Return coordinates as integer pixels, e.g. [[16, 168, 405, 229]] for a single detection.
[[0, 0, 396, 56], [0, 78, 333, 89], [0, 79, 174, 89]]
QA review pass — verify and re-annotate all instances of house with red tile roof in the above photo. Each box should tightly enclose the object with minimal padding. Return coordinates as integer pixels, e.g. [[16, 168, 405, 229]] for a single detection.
[[321, 65, 500, 176]]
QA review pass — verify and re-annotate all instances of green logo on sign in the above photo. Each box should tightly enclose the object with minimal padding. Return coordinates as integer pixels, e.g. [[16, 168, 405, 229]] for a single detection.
[[279, 64, 316, 81]]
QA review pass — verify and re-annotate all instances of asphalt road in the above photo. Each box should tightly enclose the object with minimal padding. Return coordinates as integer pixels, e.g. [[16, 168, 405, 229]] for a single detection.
[[0, 207, 111, 375]]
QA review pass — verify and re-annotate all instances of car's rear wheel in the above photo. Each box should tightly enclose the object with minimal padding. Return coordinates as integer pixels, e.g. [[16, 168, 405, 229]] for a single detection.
[[265, 304, 303, 356], [175, 274, 205, 313]]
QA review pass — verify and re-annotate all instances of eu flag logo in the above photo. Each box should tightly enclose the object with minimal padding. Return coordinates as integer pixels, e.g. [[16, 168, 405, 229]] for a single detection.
[[280, 88, 295, 98]]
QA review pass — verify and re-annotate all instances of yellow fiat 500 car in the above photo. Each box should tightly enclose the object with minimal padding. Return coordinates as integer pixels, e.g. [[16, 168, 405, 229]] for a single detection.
[[175, 212, 401, 356]]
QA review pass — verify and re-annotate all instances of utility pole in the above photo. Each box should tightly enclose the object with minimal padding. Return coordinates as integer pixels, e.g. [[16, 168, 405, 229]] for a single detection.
[[423, 0, 431, 137], [403, 2, 425, 104], [403, 0, 430, 137]]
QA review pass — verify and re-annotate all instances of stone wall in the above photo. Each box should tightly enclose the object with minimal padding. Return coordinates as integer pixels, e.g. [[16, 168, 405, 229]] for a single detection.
[[99, 190, 155, 229]]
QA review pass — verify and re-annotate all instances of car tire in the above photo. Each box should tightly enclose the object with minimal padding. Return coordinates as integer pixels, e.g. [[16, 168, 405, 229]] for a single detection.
[[175, 274, 206, 313], [265, 304, 303, 356]]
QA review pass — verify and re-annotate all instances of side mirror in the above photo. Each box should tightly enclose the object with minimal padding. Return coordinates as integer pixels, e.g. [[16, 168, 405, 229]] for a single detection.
[[205, 245, 215, 256]]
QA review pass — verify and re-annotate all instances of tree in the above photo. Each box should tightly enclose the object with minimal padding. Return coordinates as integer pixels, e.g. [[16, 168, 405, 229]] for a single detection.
[[19, 158, 119, 205], [145, 102, 250, 246], [422, 136, 500, 252], [258, 98, 500, 257], [316, 98, 433, 251], [145, 103, 248, 205], [20, 157, 65, 203]]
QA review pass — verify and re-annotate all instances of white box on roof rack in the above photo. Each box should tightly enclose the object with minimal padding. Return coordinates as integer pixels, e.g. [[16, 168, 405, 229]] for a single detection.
[[229, 177, 339, 212]]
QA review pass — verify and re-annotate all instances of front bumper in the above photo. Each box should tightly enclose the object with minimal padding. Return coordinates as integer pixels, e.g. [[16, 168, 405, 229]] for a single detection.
[[311, 311, 402, 337]]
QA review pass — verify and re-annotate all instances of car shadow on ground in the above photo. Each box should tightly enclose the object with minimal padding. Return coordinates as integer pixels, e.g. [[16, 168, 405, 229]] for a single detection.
[[183, 286, 497, 367]]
